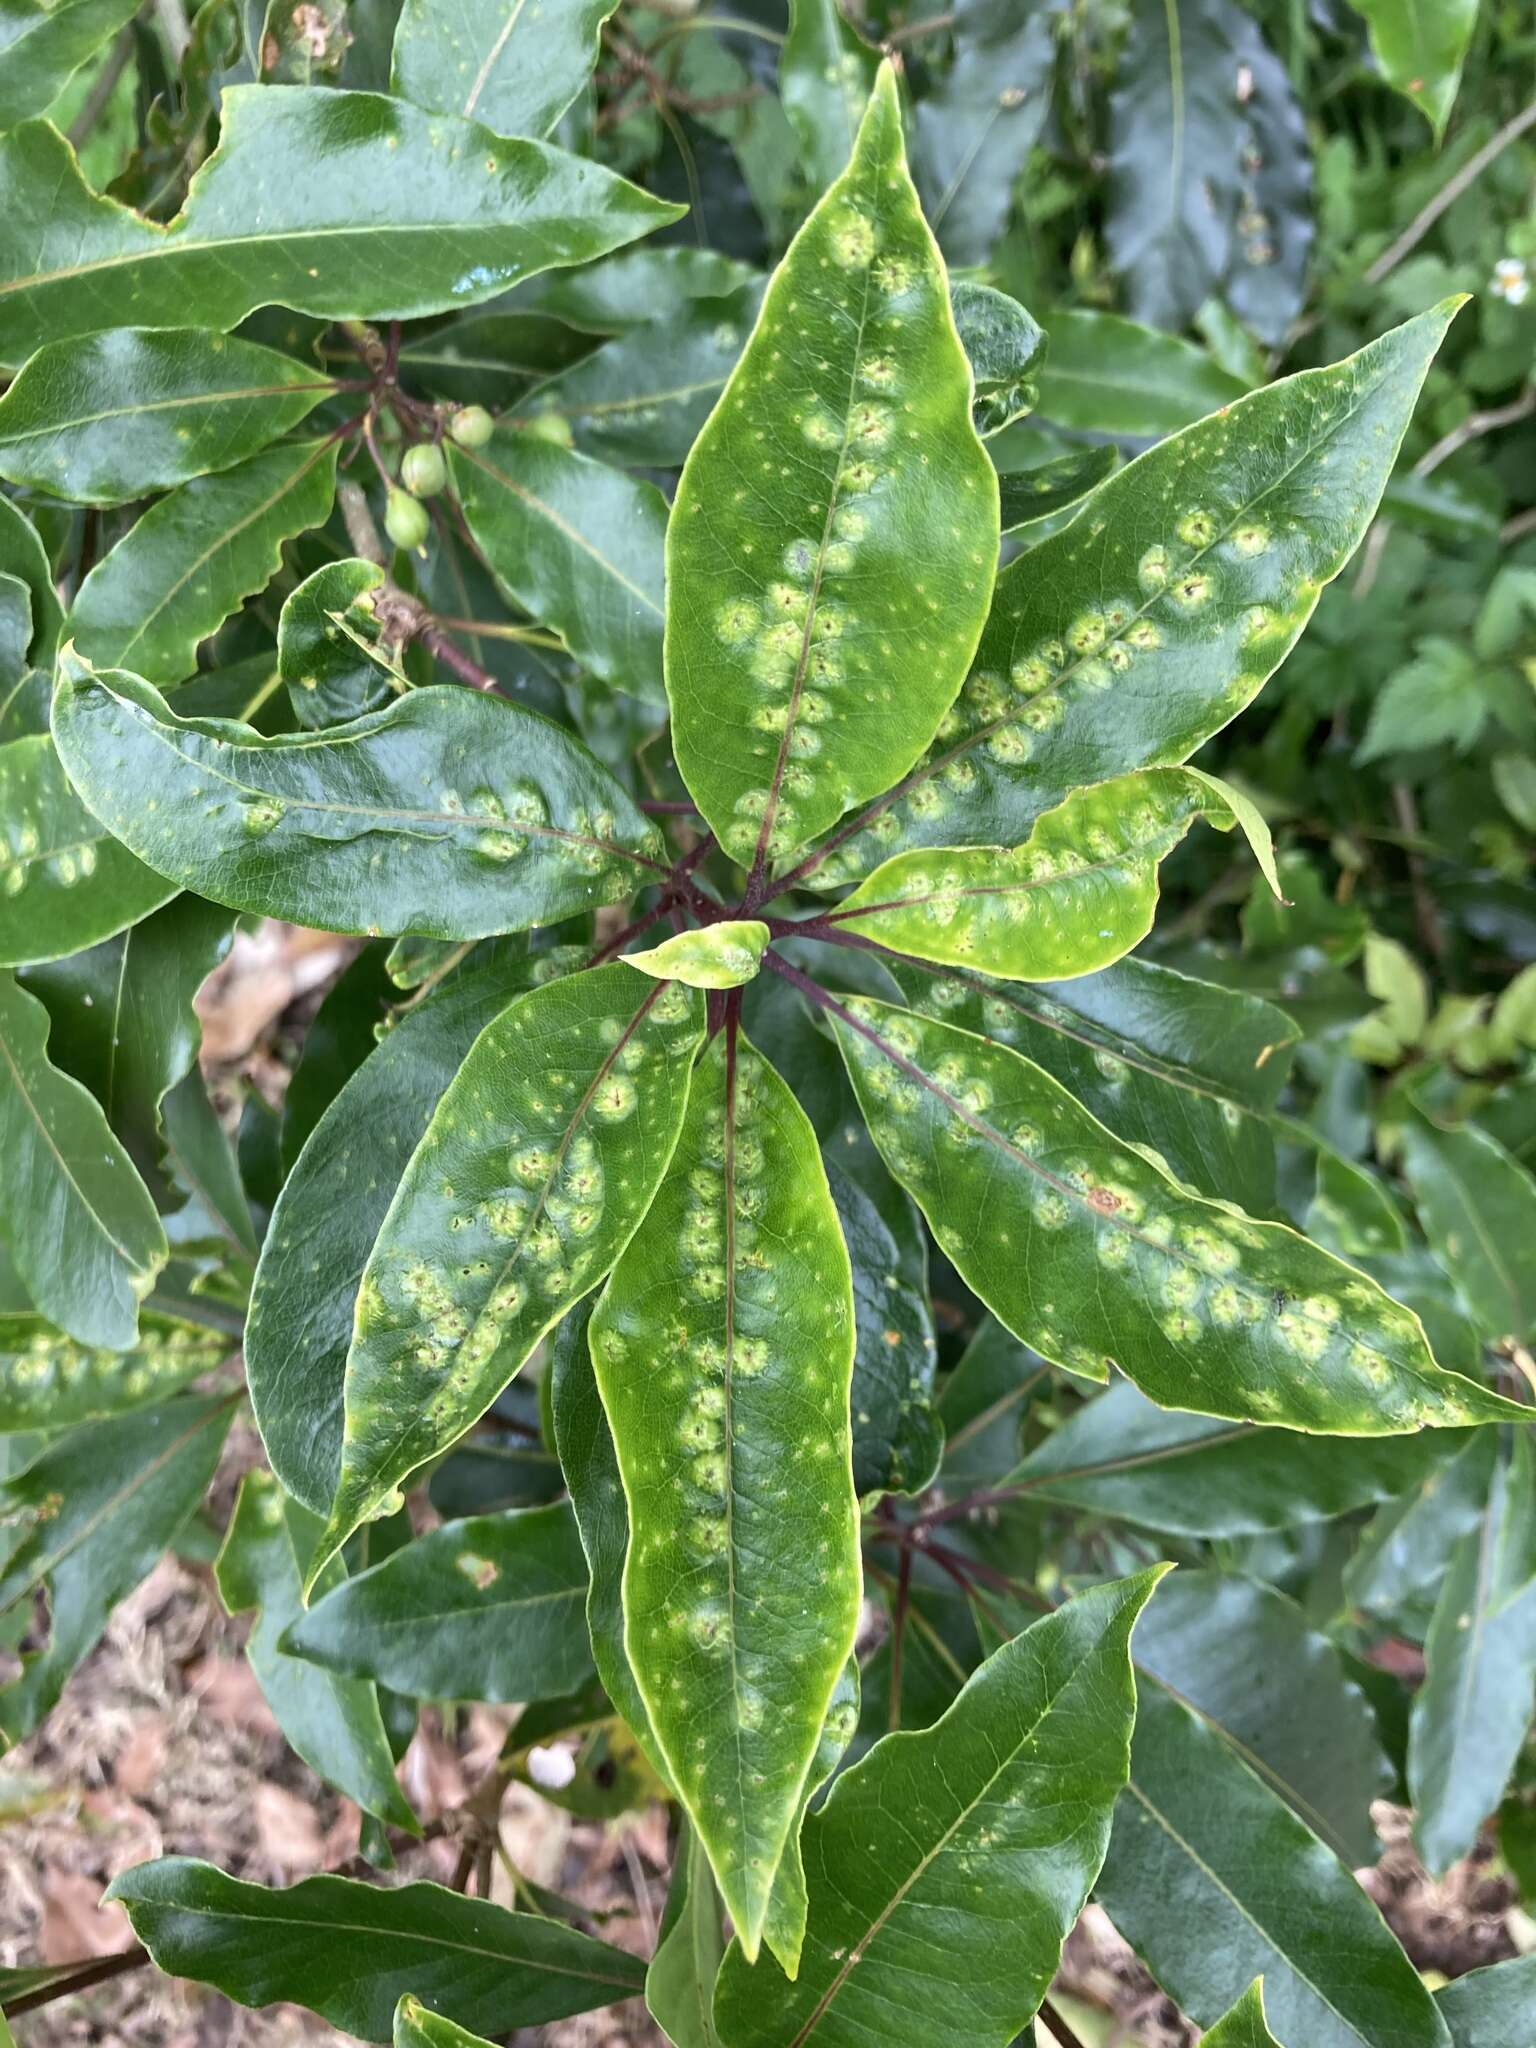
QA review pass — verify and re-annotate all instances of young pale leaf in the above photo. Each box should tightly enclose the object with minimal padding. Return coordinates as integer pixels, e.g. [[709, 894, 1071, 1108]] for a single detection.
[[831, 995, 1519, 1431], [665, 62, 998, 873], [811, 302, 1460, 883], [449, 432, 669, 702], [1437, 1954, 1536, 2048], [1202, 1983, 1282, 2048], [0, 733, 177, 966], [825, 766, 1276, 980], [0, 330, 335, 504], [1096, 1686, 1449, 2048], [0, 970, 165, 1348], [215, 1469, 420, 1832], [0, 1395, 233, 1742], [0, 0, 140, 129], [277, 559, 395, 730], [625, 922, 770, 990], [591, 1032, 860, 1959], [395, 1996, 496, 2048], [391, 0, 619, 140], [0, 92, 682, 364], [1349, 0, 1476, 136], [1399, 1110, 1536, 1346], [104, 1859, 647, 2043], [66, 439, 339, 683], [312, 966, 705, 1587], [779, 0, 876, 193], [0, 1312, 224, 1432], [285, 1502, 594, 1705], [248, 956, 546, 1513], [51, 666, 666, 940], [712, 1571, 1163, 2047], [648, 1821, 726, 2048]]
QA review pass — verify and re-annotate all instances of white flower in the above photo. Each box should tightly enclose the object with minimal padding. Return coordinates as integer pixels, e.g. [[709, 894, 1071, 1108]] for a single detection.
[[526, 1743, 577, 1790], [1491, 257, 1529, 306]]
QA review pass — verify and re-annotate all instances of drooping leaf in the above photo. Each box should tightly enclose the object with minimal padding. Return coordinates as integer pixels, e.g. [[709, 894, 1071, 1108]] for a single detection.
[[215, 1469, 420, 1831], [665, 61, 998, 872], [391, 0, 619, 140], [0, 91, 682, 363], [0, 1311, 224, 1433], [590, 1031, 860, 1958], [811, 302, 1459, 883], [831, 994, 1520, 1431], [625, 921, 769, 990], [825, 766, 1276, 981], [711, 1571, 1163, 2047], [0, 969, 165, 1348], [1437, 1954, 1536, 2048], [449, 431, 668, 702], [779, 0, 876, 194], [1202, 1983, 1283, 2048], [248, 954, 547, 1514], [51, 665, 667, 939], [277, 558, 396, 730], [0, 1395, 233, 1742], [0, 733, 177, 967], [648, 1820, 726, 2048], [1399, 1109, 1536, 1346], [0, 0, 140, 130], [0, 330, 335, 504], [997, 446, 1118, 533], [104, 1859, 647, 2043], [286, 1502, 594, 1705], [312, 965, 704, 1585], [1348, 0, 1477, 137]]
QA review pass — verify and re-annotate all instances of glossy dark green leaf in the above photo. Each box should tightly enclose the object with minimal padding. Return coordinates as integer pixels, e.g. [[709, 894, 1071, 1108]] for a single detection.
[[0, 969, 165, 1348], [951, 281, 1044, 438], [105, 1859, 647, 2042], [648, 1820, 726, 2048], [0, 1395, 233, 1742], [812, 303, 1457, 882], [1400, 1110, 1536, 1346], [0, 733, 177, 967], [666, 61, 998, 872], [997, 446, 1118, 533], [1409, 1439, 1536, 1874], [524, 248, 761, 334], [1344, 1427, 1495, 1628], [277, 557, 396, 730], [832, 995, 1519, 1431], [712, 1571, 1162, 2047], [1437, 1954, 1536, 2048], [0, 1311, 224, 1432], [1350, 0, 1476, 137], [67, 438, 339, 684], [936, 1314, 1050, 1486], [1096, 1684, 1449, 2048], [51, 665, 666, 939], [314, 965, 705, 1583], [277, 941, 397, 1169], [1203, 1983, 1283, 2048], [394, 1996, 496, 2048], [0, 91, 682, 363], [391, 0, 618, 139], [780, 0, 876, 193], [0, 0, 139, 129], [1005, 1380, 1447, 1538], [399, 309, 595, 408], [0, 494, 61, 664], [287, 1501, 593, 1705], [591, 1031, 860, 1957], [450, 430, 668, 702], [248, 954, 548, 1514], [0, 330, 335, 504], [216, 1468, 419, 1830]]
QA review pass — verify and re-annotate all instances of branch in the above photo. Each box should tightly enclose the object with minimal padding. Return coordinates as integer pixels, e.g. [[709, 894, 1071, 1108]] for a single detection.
[[1365, 100, 1536, 286], [336, 480, 503, 693], [6, 1945, 151, 2017], [67, 20, 138, 148]]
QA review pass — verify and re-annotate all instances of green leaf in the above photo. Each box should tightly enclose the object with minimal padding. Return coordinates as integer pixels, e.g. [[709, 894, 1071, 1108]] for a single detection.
[[826, 766, 1276, 980], [711, 1571, 1163, 2047], [1399, 1110, 1536, 1345], [104, 1859, 648, 2043], [0, 1395, 233, 1742], [398, 308, 596, 410], [951, 281, 1044, 438], [758, 1656, 860, 1979], [0, 733, 177, 967], [277, 558, 396, 730], [51, 665, 666, 940], [0, 91, 682, 364], [831, 994, 1519, 1430], [0, 330, 335, 505], [215, 1469, 420, 1831], [1096, 1684, 1450, 2048], [813, 302, 1460, 882], [590, 1031, 860, 1958], [0, 1311, 224, 1433], [648, 1820, 726, 2048], [1034, 309, 1249, 438], [626, 922, 770, 990], [394, 1996, 497, 2048], [313, 964, 704, 1585], [248, 954, 546, 1514], [780, 0, 876, 194], [449, 430, 669, 702], [1202, 1982, 1283, 2048], [65, 438, 338, 684], [1409, 1439, 1536, 1874], [1356, 638, 1486, 763], [286, 1502, 594, 1705], [391, 0, 619, 139], [1004, 1380, 1447, 1538], [997, 446, 1118, 534], [1437, 1954, 1536, 2047], [0, 969, 165, 1348], [1345, 1427, 1495, 1627], [0, 494, 61, 665], [1348, 0, 1476, 136], [0, 0, 139, 130], [665, 61, 998, 872]]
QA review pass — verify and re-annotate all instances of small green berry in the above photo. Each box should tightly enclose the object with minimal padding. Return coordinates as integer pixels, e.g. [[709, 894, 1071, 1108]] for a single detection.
[[401, 441, 447, 497], [522, 410, 574, 449], [384, 485, 430, 552], [449, 404, 495, 449]]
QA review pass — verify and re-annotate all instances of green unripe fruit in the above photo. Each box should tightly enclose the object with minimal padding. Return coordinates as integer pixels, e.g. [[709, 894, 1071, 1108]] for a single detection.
[[400, 441, 447, 497], [449, 404, 495, 449], [522, 409, 574, 449], [384, 485, 431, 552]]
